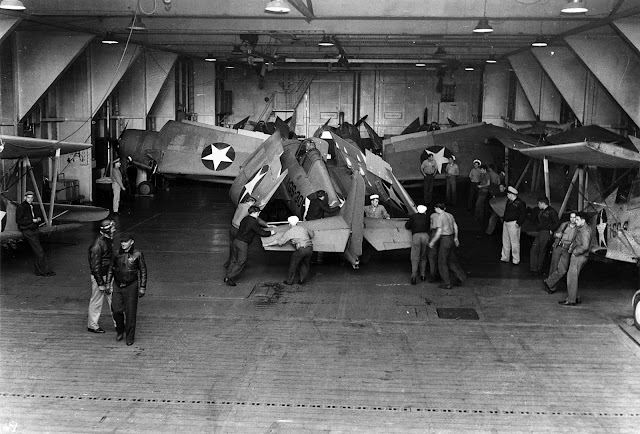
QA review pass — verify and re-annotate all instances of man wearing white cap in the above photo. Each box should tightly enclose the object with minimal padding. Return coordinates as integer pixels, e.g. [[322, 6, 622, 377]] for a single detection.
[[467, 159, 482, 211], [500, 186, 527, 265], [111, 158, 126, 214], [404, 205, 430, 284], [271, 216, 315, 285], [421, 153, 438, 206], [364, 194, 390, 219]]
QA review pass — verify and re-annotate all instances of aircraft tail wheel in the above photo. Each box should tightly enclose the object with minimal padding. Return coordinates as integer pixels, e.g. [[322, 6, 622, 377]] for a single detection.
[[633, 289, 640, 331], [137, 181, 155, 196]]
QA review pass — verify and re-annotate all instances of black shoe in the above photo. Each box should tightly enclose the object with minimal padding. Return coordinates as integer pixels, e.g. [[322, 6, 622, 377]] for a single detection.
[[36, 273, 48, 276], [223, 277, 228, 282], [226, 279, 236, 287], [558, 300, 576, 306], [438, 284, 452, 289], [576, 297, 582, 305], [283, 280, 293, 285], [46, 271, 56, 276], [116, 333, 124, 341], [427, 277, 437, 283], [411, 277, 417, 285], [298, 280, 304, 285], [126, 341, 133, 346], [88, 328, 105, 333], [420, 276, 426, 282], [543, 280, 552, 292]]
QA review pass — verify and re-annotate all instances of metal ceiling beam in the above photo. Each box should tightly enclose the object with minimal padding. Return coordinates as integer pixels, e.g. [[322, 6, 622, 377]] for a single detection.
[[286, 0, 315, 23]]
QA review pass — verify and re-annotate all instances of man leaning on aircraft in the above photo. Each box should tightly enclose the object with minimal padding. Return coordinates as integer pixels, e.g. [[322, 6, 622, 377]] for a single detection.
[[16, 191, 55, 277]]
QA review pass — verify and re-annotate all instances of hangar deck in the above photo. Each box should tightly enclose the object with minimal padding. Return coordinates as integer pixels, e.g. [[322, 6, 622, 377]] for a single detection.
[[1, 182, 639, 433]]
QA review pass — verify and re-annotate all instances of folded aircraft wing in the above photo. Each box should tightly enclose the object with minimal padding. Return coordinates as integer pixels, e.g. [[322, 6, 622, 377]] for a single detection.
[[261, 217, 351, 252], [0, 135, 91, 159], [363, 217, 412, 250], [518, 141, 640, 168]]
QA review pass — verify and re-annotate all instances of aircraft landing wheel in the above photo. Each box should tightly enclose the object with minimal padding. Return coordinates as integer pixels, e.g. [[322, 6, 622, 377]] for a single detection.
[[633, 290, 640, 331], [137, 181, 155, 196]]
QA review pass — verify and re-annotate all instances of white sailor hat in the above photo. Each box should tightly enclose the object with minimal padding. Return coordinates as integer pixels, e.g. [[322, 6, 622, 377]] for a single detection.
[[507, 186, 518, 195], [370, 194, 379, 200], [473, 159, 481, 165], [287, 216, 299, 225], [417, 205, 427, 214]]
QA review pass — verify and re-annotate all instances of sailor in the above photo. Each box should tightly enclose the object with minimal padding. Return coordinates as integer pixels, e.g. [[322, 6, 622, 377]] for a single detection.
[[270, 216, 315, 285], [529, 196, 559, 275], [445, 156, 459, 207], [223, 195, 270, 274], [420, 153, 438, 207], [500, 186, 527, 265], [559, 212, 592, 306], [467, 159, 482, 211], [543, 212, 577, 294], [405, 204, 430, 285], [429, 203, 466, 289], [111, 158, 126, 215], [364, 194, 390, 219]]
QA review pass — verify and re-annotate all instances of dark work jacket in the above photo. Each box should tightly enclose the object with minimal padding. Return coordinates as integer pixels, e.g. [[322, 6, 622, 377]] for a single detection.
[[16, 201, 40, 231], [235, 215, 271, 244], [88, 234, 113, 286], [405, 213, 429, 234], [570, 224, 592, 257], [306, 197, 339, 221], [503, 197, 527, 226], [109, 247, 147, 289], [531, 206, 560, 232]]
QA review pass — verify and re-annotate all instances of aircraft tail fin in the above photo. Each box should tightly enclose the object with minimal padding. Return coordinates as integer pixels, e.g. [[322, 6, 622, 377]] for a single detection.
[[340, 172, 366, 268]]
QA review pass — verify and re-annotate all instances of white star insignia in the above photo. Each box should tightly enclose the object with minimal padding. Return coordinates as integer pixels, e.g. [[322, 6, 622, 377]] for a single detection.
[[202, 144, 233, 170], [425, 147, 448, 173], [242, 166, 268, 200]]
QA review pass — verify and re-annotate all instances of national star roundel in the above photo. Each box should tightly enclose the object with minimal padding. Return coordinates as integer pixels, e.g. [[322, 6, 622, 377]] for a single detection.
[[201, 142, 236, 171], [420, 145, 455, 174]]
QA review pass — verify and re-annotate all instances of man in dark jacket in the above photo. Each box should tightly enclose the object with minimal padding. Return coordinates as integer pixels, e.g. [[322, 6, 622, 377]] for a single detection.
[[559, 212, 592, 306], [500, 186, 527, 265], [225, 206, 275, 286], [109, 233, 147, 345], [16, 191, 54, 276], [306, 190, 341, 221], [87, 219, 116, 333], [529, 196, 559, 275]]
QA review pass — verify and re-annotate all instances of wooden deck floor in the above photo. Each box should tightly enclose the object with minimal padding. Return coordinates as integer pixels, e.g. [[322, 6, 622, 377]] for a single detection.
[[1, 182, 639, 432]]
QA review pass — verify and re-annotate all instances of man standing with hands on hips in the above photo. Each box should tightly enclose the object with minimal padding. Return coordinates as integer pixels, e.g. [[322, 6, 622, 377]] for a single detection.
[[500, 186, 527, 265], [109, 233, 147, 346]]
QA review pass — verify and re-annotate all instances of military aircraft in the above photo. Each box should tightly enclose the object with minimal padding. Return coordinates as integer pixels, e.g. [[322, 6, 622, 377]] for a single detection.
[[0, 135, 110, 246], [228, 129, 417, 268], [382, 122, 539, 187], [118, 120, 271, 194]]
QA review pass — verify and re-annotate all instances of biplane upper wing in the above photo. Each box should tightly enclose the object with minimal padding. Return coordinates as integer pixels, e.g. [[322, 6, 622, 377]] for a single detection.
[[517, 141, 640, 168], [383, 122, 538, 182], [0, 135, 91, 159]]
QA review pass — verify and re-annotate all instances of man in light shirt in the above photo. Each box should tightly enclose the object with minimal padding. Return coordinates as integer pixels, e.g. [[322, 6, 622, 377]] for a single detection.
[[269, 216, 315, 285], [364, 194, 390, 219]]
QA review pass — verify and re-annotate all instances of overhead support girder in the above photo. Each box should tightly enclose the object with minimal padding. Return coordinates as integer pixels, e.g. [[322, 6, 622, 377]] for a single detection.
[[508, 52, 561, 122], [89, 42, 142, 117], [0, 17, 20, 45], [565, 31, 640, 128], [613, 17, 640, 54], [14, 31, 93, 120], [532, 46, 622, 127]]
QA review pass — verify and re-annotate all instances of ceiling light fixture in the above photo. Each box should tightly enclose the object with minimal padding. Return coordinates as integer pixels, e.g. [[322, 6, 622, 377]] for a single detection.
[[127, 15, 147, 31], [465, 66, 475, 71], [205, 53, 216, 62], [486, 56, 497, 64], [0, 0, 26, 10], [473, 0, 493, 33], [265, 0, 290, 13], [415, 62, 426, 67], [318, 35, 334, 47], [531, 37, 548, 47], [473, 17, 493, 33], [102, 32, 118, 45], [561, 0, 588, 13], [225, 64, 235, 69]]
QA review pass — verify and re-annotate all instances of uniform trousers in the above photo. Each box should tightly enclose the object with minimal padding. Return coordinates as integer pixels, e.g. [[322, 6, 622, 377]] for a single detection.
[[226, 239, 249, 280], [21, 228, 50, 275], [545, 247, 570, 290], [467, 181, 479, 210], [88, 275, 115, 330], [223, 226, 239, 269], [427, 232, 439, 280], [500, 220, 521, 264], [112, 183, 121, 213], [423, 174, 435, 205], [566, 255, 588, 304], [410, 233, 429, 279], [475, 188, 489, 222], [530, 230, 552, 273], [286, 246, 313, 283], [438, 235, 466, 286], [445, 176, 457, 206], [112, 280, 139, 344]]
